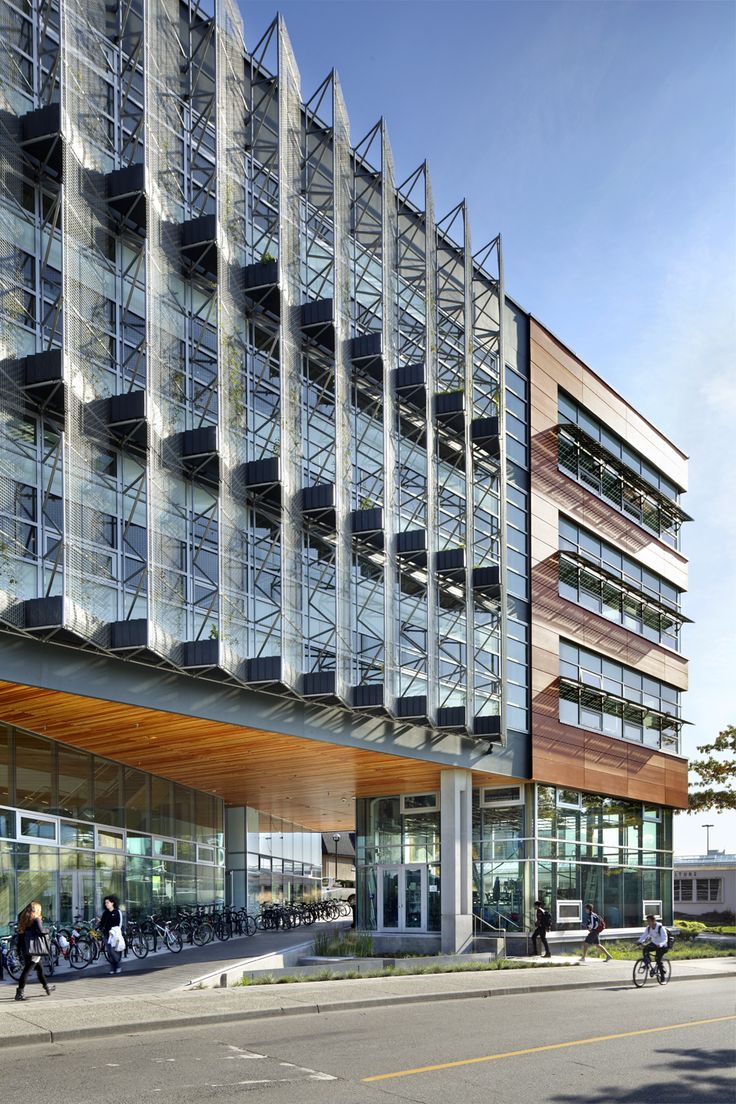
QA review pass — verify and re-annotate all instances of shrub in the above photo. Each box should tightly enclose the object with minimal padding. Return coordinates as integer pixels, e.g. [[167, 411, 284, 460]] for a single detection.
[[312, 930, 374, 957], [674, 920, 707, 941]]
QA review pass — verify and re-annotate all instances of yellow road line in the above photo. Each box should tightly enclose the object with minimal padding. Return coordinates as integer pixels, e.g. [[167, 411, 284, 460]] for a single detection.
[[361, 1015, 736, 1082]]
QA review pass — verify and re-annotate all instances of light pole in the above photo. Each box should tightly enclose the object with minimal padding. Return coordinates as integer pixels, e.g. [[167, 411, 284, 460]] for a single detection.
[[332, 833, 341, 882], [702, 823, 714, 855]]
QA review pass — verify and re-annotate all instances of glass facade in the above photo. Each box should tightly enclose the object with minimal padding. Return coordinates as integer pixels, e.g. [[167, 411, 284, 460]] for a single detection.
[[247, 811, 322, 911], [557, 392, 685, 549], [356, 795, 441, 932], [535, 785, 673, 929], [559, 640, 682, 753], [0, 724, 224, 926], [355, 784, 673, 933], [558, 515, 684, 651]]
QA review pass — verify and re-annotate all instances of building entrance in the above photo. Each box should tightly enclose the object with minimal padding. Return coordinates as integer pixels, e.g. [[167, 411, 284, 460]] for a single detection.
[[377, 864, 427, 932]]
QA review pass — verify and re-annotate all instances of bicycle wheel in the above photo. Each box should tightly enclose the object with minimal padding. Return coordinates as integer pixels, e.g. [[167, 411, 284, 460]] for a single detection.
[[632, 959, 650, 988], [42, 953, 55, 978], [656, 959, 672, 985], [245, 915, 257, 937], [128, 931, 149, 959], [192, 922, 214, 946], [6, 944, 23, 981], [214, 918, 231, 941], [164, 929, 183, 953], [69, 939, 93, 970]]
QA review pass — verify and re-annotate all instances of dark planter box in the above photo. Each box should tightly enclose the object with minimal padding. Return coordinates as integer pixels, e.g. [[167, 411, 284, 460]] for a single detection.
[[300, 298, 334, 327], [351, 684, 384, 709], [301, 483, 336, 512], [243, 258, 278, 290], [395, 695, 428, 720], [396, 529, 427, 556], [436, 548, 466, 575], [182, 639, 220, 669], [300, 670, 336, 697], [437, 705, 466, 730], [180, 215, 218, 278], [21, 103, 62, 174], [471, 416, 500, 458], [181, 425, 218, 458], [243, 456, 281, 487], [474, 714, 502, 740], [472, 565, 501, 597], [106, 164, 146, 230], [23, 595, 64, 630], [24, 348, 62, 386], [350, 332, 382, 360], [395, 363, 426, 390], [350, 507, 383, 534], [244, 655, 282, 684], [110, 619, 149, 650]]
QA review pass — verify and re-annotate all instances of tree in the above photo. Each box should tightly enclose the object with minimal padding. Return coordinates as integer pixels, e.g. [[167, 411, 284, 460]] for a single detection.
[[687, 725, 736, 812]]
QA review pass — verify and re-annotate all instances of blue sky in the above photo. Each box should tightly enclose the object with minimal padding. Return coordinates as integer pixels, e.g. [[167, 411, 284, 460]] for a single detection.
[[240, 0, 736, 855]]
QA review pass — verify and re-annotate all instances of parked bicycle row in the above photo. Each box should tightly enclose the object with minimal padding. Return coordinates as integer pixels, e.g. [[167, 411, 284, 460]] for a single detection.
[[1, 896, 352, 983]]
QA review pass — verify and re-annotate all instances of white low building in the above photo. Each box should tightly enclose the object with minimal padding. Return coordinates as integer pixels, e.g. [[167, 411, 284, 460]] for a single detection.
[[673, 852, 736, 922]]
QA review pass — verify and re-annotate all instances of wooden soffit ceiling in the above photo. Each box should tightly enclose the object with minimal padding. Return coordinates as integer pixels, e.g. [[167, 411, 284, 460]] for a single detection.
[[0, 681, 506, 830]]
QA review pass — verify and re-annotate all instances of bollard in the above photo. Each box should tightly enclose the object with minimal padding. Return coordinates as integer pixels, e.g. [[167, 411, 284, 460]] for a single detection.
[[220, 972, 228, 988]]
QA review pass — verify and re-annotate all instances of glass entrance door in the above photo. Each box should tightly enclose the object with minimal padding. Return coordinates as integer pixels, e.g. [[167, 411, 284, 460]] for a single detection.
[[377, 864, 427, 931]]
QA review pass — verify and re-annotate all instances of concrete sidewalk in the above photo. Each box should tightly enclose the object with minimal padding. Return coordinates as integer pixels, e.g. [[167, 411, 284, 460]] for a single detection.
[[0, 956, 732, 1051]]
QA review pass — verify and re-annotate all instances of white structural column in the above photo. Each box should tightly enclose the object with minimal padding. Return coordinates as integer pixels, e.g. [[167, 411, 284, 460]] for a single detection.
[[440, 768, 473, 953]]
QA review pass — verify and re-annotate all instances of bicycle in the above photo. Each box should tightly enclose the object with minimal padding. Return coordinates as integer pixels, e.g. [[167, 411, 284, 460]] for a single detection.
[[48, 924, 94, 970], [143, 915, 183, 953], [632, 950, 671, 987]]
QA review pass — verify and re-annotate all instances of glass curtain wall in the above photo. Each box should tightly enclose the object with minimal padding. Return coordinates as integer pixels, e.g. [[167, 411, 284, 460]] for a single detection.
[[243, 810, 322, 911], [535, 786, 673, 928], [355, 795, 441, 932], [355, 785, 674, 934], [0, 724, 224, 926]]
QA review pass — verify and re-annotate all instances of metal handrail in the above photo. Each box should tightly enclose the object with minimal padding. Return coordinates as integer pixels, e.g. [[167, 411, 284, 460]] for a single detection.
[[472, 912, 507, 959]]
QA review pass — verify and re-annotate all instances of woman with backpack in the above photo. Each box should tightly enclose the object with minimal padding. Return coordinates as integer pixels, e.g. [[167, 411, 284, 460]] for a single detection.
[[579, 902, 613, 962]]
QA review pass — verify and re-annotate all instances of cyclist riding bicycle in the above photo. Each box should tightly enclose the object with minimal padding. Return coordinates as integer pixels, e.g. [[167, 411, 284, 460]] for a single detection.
[[637, 913, 669, 976]]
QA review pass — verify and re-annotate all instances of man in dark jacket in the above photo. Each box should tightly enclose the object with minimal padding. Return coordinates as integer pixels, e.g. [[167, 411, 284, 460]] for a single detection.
[[531, 900, 552, 958]]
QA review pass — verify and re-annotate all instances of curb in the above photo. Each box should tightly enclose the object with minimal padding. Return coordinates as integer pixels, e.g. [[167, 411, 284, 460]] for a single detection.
[[0, 969, 731, 1051]]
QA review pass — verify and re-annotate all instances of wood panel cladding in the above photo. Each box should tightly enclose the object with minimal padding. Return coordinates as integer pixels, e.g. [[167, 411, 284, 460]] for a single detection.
[[529, 317, 689, 809], [0, 680, 506, 830]]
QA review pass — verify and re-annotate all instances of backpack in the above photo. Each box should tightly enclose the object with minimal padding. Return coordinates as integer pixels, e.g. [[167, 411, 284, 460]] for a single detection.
[[596, 915, 606, 933], [659, 924, 675, 950], [543, 909, 553, 931]]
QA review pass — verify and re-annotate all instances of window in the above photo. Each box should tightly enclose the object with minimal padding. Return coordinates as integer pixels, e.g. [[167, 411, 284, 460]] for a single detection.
[[558, 790, 583, 810], [557, 516, 683, 650], [674, 879, 693, 902], [20, 814, 57, 842], [97, 827, 124, 851], [153, 838, 176, 859], [556, 394, 684, 548], [400, 793, 439, 813], [481, 786, 523, 807], [696, 878, 721, 902]]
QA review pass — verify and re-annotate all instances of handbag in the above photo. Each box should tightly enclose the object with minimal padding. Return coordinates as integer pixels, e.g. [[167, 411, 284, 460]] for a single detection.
[[25, 930, 49, 958]]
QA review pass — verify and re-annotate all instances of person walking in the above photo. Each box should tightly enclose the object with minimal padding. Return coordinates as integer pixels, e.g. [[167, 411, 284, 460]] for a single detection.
[[97, 894, 125, 975], [579, 902, 613, 962], [531, 900, 552, 958], [15, 901, 55, 1001]]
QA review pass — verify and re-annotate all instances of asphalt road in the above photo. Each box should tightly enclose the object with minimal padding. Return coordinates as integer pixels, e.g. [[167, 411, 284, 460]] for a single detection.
[[1, 977, 733, 1103]]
